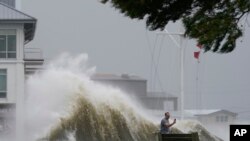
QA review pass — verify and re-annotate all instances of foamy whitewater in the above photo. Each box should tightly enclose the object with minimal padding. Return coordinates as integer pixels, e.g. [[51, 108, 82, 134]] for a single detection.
[[23, 53, 223, 141]]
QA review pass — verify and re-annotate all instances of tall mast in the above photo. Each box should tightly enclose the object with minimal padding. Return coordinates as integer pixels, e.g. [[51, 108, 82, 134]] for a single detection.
[[157, 29, 185, 119], [180, 36, 185, 120]]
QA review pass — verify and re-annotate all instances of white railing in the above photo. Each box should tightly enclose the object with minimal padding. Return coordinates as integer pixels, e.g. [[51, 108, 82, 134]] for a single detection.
[[24, 48, 43, 60]]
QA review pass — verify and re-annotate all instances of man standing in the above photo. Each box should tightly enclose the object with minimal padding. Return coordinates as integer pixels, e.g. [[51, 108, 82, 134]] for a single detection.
[[160, 112, 176, 134]]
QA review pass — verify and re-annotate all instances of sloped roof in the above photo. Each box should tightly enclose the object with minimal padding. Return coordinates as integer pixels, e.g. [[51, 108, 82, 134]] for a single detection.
[[186, 109, 221, 115], [0, 2, 35, 21], [0, 0, 15, 8], [91, 73, 146, 81], [186, 109, 238, 117], [0, 2, 36, 43]]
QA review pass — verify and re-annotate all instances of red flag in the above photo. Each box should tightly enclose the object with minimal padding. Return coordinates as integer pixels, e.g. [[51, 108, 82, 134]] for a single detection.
[[197, 43, 202, 49], [194, 51, 200, 59]]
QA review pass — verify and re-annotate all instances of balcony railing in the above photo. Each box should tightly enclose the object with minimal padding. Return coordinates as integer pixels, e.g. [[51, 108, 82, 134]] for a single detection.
[[24, 48, 43, 60]]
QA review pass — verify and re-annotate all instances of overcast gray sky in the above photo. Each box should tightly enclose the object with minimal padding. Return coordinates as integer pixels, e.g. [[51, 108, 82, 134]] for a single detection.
[[22, 0, 250, 118]]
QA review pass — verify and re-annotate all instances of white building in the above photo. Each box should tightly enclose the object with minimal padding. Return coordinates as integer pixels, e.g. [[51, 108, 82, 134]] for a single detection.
[[185, 109, 238, 125], [185, 109, 237, 140], [0, 0, 41, 134], [91, 73, 178, 111]]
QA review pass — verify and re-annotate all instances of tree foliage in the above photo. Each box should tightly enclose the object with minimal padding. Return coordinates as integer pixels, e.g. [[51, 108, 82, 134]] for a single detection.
[[101, 0, 250, 53]]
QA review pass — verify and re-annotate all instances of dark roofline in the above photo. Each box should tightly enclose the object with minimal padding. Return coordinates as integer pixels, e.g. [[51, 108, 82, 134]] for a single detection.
[[92, 77, 146, 82], [91, 73, 146, 81], [24, 59, 44, 62], [0, 19, 36, 23]]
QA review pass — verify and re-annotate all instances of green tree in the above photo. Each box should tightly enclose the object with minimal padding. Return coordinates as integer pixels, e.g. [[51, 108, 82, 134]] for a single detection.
[[101, 0, 250, 53]]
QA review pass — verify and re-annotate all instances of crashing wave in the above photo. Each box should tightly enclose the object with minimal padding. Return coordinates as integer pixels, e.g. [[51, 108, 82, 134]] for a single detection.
[[25, 54, 223, 141]]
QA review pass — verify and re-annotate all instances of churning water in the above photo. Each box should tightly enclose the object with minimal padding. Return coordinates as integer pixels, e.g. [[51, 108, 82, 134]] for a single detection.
[[22, 53, 222, 141]]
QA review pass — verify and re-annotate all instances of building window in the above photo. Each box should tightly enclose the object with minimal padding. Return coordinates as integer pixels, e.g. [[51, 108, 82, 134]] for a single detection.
[[0, 69, 7, 98], [220, 116, 224, 122], [224, 116, 228, 122], [216, 116, 220, 122], [0, 29, 16, 59], [216, 115, 229, 122]]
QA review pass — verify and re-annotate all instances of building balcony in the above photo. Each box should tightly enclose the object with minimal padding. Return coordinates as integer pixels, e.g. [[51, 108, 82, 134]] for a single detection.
[[24, 48, 44, 65], [24, 48, 43, 61], [24, 48, 44, 75]]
